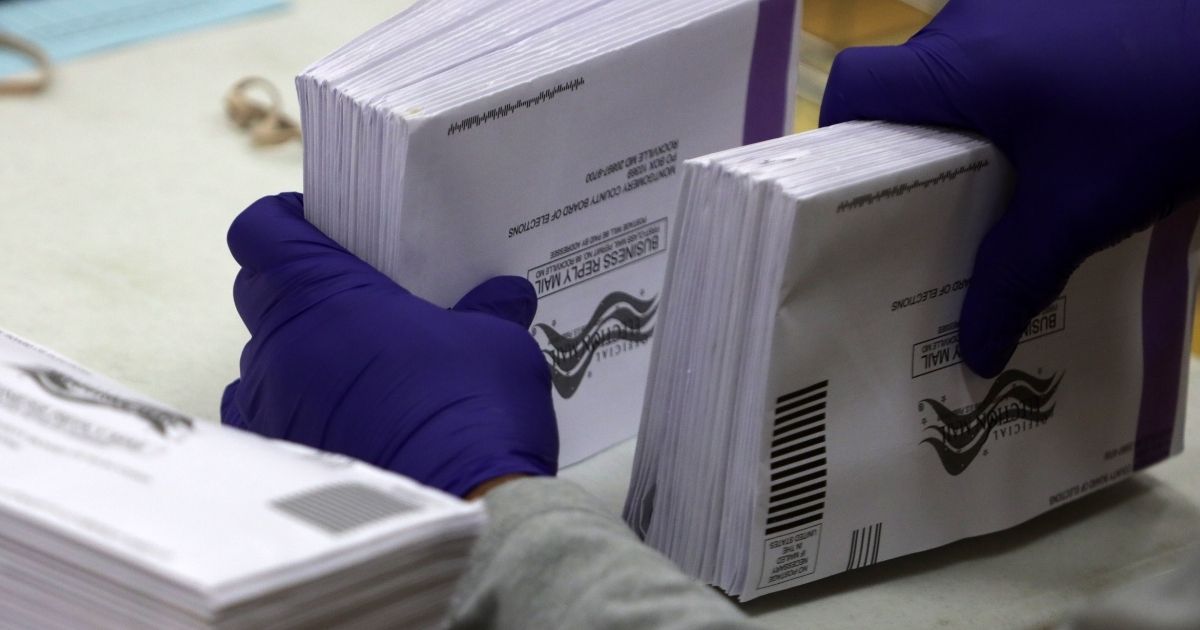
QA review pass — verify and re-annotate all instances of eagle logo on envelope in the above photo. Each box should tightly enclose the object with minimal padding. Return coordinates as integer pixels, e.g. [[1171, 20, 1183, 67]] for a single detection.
[[920, 370, 1063, 475], [18, 366, 194, 436], [532, 291, 657, 398]]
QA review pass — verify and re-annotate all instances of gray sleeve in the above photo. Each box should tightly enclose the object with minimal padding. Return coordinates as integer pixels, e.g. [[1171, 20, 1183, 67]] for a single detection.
[[446, 477, 766, 630]]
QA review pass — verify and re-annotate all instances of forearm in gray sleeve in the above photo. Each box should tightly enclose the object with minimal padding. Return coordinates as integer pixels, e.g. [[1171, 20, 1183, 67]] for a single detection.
[[447, 477, 766, 630]]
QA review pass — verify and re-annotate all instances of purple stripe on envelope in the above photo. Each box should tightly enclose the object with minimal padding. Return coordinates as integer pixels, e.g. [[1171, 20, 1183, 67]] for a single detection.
[[1135, 200, 1200, 470], [743, 0, 796, 145]]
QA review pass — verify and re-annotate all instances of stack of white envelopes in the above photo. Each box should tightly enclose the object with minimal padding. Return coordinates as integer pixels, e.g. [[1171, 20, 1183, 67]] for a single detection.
[[0, 328, 483, 628], [625, 122, 1200, 600], [297, 0, 800, 465]]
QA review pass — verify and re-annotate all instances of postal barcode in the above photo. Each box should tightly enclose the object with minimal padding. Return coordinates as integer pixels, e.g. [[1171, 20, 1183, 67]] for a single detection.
[[766, 380, 828, 536], [846, 522, 882, 570], [272, 483, 416, 534]]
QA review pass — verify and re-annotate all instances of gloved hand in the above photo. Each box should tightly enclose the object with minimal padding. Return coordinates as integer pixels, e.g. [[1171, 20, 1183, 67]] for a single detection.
[[220, 193, 558, 497], [820, 0, 1200, 377]]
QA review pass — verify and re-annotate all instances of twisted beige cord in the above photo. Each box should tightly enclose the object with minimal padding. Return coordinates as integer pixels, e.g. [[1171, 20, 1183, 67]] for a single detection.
[[225, 76, 301, 146], [0, 32, 52, 95]]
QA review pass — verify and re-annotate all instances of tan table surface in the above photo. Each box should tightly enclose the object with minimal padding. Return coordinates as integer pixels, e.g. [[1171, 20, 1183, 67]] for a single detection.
[[2, 2, 1196, 628]]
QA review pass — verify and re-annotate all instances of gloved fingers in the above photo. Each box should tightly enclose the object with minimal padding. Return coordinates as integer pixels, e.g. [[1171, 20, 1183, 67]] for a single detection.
[[228, 193, 411, 335], [227, 192, 348, 273], [231, 268, 264, 334], [957, 186, 1088, 378], [451, 276, 539, 329], [819, 43, 970, 130], [220, 379, 249, 429]]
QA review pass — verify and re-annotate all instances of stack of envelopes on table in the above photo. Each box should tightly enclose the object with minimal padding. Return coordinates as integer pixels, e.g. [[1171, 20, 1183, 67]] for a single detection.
[[297, 0, 800, 465], [0, 329, 484, 629], [625, 121, 1199, 601]]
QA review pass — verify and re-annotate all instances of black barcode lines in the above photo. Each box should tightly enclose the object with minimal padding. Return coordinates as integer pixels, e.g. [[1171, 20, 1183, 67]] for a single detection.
[[846, 522, 882, 570], [766, 380, 828, 536]]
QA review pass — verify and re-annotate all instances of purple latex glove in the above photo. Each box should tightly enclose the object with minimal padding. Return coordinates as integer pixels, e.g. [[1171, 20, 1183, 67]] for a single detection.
[[220, 193, 558, 497], [821, 0, 1200, 377]]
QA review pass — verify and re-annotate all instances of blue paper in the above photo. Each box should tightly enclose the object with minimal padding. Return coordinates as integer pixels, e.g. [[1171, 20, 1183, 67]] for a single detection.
[[0, 0, 286, 76]]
